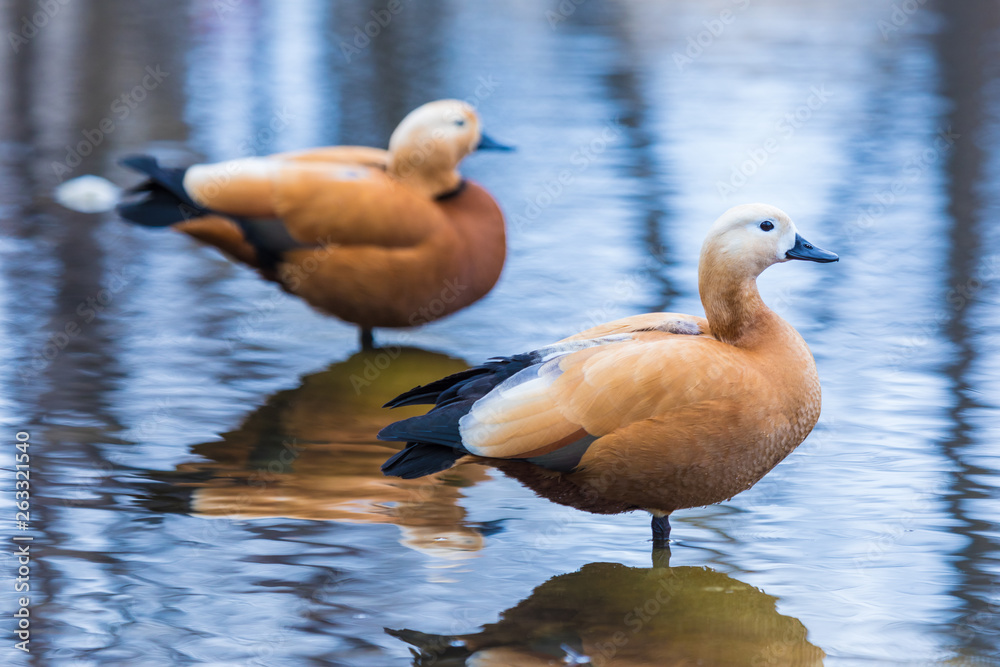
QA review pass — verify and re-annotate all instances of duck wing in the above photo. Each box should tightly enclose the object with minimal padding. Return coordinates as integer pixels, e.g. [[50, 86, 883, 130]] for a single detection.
[[275, 145, 389, 169], [562, 312, 712, 340], [378, 329, 748, 478], [182, 157, 441, 247]]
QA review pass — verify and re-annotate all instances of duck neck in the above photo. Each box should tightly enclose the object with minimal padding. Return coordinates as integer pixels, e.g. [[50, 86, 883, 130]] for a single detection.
[[389, 150, 462, 198], [699, 260, 776, 347]]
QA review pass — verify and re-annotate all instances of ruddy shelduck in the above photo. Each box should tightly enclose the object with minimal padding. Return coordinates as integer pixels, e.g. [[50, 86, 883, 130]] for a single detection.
[[378, 204, 838, 545], [117, 100, 511, 348]]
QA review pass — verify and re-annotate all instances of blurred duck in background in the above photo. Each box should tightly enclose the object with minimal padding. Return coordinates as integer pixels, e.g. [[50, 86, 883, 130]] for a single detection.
[[115, 100, 512, 349], [378, 204, 838, 546]]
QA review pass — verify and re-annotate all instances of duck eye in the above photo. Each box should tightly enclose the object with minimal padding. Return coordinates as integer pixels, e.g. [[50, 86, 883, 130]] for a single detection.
[[759, 220, 774, 232], [453, 119, 466, 127]]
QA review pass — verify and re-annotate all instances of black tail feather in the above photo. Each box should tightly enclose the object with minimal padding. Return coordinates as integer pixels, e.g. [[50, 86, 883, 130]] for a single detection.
[[117, 155, 208, 227], [377, 403, 466, 449], [116, 155, 312, 270]]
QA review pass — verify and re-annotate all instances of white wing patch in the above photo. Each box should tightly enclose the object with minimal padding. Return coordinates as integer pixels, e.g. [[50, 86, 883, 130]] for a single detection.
[[327, 165, 370, 181], [535, 334, 632, 362], [183, 157, 275, 204], [458, 335, 632, 457], [459, 364, 567, 455]]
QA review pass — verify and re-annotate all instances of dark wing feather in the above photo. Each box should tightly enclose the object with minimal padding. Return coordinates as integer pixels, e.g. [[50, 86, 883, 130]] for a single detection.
[[117, 155, 207, 227], [232, 218, 313, 270], [378, 352, 542, 478], [382, 353, 538, 408], [382, 367, 493, 408]]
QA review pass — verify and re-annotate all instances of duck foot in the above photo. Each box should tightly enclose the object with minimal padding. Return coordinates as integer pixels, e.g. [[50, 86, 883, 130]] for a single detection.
[[360, 328, 375, 350], [651, 514, 671, 548]]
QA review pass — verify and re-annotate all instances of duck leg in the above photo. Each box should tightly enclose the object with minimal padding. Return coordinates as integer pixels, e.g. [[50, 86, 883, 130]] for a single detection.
[[360, 327, 375, 350], [651, 513, 671, 548]]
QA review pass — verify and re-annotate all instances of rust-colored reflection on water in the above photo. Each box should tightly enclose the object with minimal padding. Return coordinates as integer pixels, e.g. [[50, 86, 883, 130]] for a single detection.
[[145, 347, 493, 558], [390, 553, 824, 667]]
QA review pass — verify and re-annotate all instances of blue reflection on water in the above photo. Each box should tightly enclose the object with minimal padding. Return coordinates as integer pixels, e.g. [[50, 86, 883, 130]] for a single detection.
[[0, 0, 999, 664]]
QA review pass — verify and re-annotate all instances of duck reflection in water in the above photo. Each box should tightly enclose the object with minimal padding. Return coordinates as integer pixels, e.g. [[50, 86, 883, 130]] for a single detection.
[[142, 347, 495, 558], [388, 551, 824, 667]]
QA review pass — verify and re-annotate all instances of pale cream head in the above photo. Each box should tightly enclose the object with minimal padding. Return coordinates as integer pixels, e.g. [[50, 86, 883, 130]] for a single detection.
[[388, 100, 482, 194], [701, 203, 802, 277]]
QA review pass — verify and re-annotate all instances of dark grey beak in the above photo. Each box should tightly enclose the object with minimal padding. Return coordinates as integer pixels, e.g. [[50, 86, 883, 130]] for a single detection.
[[786, 234, 838, 263], [476, 132, 515, 151]]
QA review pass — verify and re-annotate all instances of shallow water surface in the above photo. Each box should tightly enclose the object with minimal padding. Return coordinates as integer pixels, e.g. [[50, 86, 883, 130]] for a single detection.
[[2, 0, 1000, 664]]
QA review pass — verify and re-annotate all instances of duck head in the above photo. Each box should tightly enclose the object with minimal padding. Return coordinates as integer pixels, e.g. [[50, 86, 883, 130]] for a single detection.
[[388, 99, 512, 197], [699, 203, 837, 343], [701, 203, 838, 277]]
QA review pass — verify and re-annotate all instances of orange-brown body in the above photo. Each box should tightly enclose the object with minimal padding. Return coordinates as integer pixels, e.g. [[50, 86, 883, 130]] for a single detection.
[[177, 176, 505, 329], [491, 309, 821, 516]]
